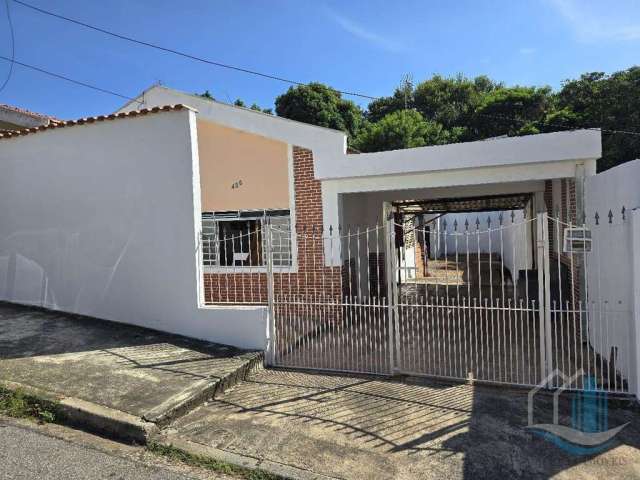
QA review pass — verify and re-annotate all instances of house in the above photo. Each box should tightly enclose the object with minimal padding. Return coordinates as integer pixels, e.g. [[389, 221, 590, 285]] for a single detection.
[[4, 85, 631, 397], [116, 85, 596, 302], [0, 103, 59, 132]]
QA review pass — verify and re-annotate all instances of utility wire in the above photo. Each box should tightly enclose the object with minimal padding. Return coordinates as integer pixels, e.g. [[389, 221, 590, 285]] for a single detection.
[[0, 55, 142, 103], [0, 0, 15, 93], [473, 112, 640, 138], [3, 53, 640, 139], [11, 0, 379, 101], [5, 1, 640, 138]]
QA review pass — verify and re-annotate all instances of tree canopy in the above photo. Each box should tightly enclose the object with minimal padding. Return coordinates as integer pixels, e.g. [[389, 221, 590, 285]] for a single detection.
[[353, 110, 452, 152], [200, 66, 640, 171], [274, 82, 363, 137]]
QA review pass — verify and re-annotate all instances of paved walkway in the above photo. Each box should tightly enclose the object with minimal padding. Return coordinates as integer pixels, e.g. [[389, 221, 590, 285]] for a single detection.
[[167, 369, 640, 479], [0, 302, 259, 424]]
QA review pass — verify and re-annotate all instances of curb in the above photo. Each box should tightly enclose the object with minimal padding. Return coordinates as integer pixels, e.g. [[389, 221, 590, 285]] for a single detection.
[[155, 434, 339, 480], [1, 380, 158, 444], [143, 352, 264, 428], [0, 352, 264, 445]]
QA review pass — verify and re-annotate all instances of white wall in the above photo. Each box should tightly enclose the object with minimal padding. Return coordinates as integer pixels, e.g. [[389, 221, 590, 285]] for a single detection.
[[316, 129, 600, 180], [435, 211, 533, 283], [0, 109, 266, 350], [584, 159, 640, 386]]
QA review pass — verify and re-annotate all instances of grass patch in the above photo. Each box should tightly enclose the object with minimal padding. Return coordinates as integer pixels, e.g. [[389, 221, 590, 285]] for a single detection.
[[148, 441, 286, 480], [0, 387, 59, 423]]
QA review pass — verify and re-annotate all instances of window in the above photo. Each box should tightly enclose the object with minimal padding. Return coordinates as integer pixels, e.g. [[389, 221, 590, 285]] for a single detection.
[[202, 210, 293, 268]]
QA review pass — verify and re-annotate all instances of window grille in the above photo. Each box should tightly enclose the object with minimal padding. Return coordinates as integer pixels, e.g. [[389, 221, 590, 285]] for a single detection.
[[201, 210, 292, 268]]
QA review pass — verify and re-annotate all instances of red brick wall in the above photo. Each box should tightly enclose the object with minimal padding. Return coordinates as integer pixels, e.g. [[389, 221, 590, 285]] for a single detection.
[[203, 146, 342, 305], [544, 179, 582, 306]]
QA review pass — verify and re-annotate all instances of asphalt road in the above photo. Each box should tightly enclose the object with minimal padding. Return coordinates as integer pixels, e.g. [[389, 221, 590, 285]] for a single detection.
[[0, 421, 199, 480]]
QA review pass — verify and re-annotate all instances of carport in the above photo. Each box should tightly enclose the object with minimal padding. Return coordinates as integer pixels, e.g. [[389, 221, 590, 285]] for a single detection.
[[270, 130, 623, 392]]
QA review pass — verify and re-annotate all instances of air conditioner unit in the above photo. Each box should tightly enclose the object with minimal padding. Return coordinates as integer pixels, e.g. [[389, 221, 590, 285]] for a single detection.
[[563, 227, 592, 253]]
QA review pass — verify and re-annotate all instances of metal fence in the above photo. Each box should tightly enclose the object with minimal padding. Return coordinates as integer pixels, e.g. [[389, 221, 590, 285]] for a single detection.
[[198, 211, 634, 395]]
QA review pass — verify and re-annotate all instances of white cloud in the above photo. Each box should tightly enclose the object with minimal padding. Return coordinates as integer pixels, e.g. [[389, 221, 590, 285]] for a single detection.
[[519, 47, 537, 55], [324, 8, 405, 52], [548, 0, 640, 42]]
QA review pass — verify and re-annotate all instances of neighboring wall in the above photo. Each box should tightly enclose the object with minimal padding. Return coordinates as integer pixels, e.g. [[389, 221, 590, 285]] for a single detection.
[[0, 108, 266, 350], [197, 119, 289, 212], [437, 210, 532, 284], [584, 159, 640, 385], [585, 160, 640, 310]]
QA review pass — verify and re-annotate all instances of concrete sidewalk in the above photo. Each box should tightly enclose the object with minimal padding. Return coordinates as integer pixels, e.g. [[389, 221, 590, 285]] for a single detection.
[[164, 369, 640, 480], [0, 302, 261, 440]]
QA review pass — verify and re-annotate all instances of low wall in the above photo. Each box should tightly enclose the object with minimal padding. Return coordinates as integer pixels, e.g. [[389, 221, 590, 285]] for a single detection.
[[0, 108, 266, 350]]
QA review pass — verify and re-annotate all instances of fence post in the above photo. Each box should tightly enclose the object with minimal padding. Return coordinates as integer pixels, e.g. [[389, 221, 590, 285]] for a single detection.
[[629, 209, 640, 398], [265, 220, 276, 366], [196, 231, 205, 307], [536, 212, 551, 380], [385, 211, 398, 374]]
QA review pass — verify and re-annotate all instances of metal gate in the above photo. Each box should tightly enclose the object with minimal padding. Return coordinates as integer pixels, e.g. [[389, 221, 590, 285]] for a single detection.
[[259, 212, 633, 394]]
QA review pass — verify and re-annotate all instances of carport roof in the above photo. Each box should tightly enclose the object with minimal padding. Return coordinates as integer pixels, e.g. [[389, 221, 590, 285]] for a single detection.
[[393, 193, 531, 214], [315, 129, 602, 180]]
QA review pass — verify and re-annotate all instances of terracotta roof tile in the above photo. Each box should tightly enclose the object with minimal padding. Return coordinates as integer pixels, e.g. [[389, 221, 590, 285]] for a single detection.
[[0, 103, 61, 122], [0, 104, 190, 141]]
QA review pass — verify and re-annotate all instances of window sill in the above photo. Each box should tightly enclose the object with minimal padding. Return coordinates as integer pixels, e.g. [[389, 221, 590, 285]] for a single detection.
[[203, 266, 298, 274]]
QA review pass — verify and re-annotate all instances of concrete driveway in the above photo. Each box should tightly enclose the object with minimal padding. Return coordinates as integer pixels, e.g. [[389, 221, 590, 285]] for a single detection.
[[165, 369, 640, 479]]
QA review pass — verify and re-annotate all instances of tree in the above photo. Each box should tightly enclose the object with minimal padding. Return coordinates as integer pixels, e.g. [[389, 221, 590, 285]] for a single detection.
[[197, 90, 214, 100], [552, 67, 640, 171], [468, 86, 553, 139], [366, 74, 415, 123], [275, 83, 364, 137], [413, 74, 500, 136], [353, 110, 451, 152], [366, 88, 410, 123]]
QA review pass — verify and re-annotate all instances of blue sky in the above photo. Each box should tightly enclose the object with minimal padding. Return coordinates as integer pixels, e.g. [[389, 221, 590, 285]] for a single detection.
[[1, 0, 639, 119]]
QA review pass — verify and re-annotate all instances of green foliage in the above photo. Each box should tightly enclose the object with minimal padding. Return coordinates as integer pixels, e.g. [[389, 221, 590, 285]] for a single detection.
[[197, 90, 214, 100], [469, 86, 553, 139], [148, 442, 283, 480], [553, 67, 640, 171], [275, 82, 364, 137], [353, 110, 453, 152], [0, 387, 58, 423], [413, 74, 501, 135], [208, 66, 640, 171]]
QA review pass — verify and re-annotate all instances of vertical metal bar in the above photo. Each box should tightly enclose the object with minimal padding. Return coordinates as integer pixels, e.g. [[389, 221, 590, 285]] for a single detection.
[[536, 212, 548, 380], [265, 219, 276, 365], [386, 213, 398, 373], [542, 212, 553, 380]]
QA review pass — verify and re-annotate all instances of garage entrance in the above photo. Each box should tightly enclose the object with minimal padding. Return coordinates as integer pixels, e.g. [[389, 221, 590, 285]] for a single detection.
[[267, 192, 632, 395]]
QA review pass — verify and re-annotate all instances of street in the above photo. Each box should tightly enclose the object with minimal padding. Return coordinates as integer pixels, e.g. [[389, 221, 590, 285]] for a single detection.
[[0, 417, 232, 480]]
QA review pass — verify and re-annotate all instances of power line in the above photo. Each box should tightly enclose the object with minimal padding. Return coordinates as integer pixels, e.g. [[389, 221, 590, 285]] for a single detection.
[[4, 0, 640, 140], [4, 52, 640, 140], [0, 0, 15, 93], [473, 112, 640, 138], [5, 50, 639, 141], [11, 0, 379, 101], [0, 55, 142, 103]]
